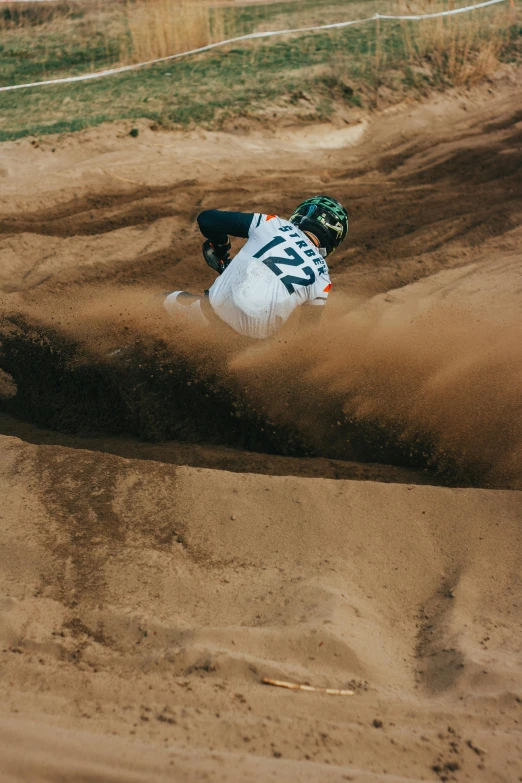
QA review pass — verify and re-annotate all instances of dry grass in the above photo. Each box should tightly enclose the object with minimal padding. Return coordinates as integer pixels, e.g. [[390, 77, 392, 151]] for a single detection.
[[0, 0, 513, 79], [393, 0, 513, 83], [120, 0, 513, 82], [123, 0, 232, 62]]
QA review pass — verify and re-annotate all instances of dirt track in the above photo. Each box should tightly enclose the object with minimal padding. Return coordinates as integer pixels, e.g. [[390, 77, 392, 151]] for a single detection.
[[0, 69, 521, 782], [1, 70, 522, 484]]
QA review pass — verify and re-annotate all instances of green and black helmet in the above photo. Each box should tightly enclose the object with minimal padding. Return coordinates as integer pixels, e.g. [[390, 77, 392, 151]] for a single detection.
[[289, 195, 348, 257]]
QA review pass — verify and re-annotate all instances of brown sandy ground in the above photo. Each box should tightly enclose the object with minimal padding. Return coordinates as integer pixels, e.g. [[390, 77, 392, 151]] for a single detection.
[[0, 69, 521, 782], [1, 439, 521, 783]]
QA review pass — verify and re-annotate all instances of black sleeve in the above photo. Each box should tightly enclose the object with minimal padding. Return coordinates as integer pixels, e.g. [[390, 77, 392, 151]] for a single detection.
[[197, 210, 254, 244]]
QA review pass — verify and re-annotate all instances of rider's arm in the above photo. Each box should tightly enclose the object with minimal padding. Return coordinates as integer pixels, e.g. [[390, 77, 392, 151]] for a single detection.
[[197, 210, 255, 245]]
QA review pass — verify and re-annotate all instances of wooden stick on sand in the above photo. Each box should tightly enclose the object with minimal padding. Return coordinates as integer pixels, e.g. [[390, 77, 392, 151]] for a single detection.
[[262, 678, 355, 696]]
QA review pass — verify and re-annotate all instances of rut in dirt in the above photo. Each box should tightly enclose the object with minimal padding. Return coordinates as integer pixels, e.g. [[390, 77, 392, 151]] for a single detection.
[[1, 118, 521, 287], [0, 316, 496, 489], [0, 317, 312, 457], [1, 106, 521, 489]]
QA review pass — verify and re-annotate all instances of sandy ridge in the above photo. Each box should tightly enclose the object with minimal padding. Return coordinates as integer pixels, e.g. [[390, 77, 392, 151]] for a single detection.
[[1, 435, 521, 780]]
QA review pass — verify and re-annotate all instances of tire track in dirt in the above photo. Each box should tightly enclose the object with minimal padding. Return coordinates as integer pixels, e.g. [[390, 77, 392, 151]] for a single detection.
[[0, 87, 521, 488], [0, 183, 196, 238], [1, 116, 519, 297]]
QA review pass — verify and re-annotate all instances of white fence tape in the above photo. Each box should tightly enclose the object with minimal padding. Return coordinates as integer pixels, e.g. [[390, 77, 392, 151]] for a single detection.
[[0, 0, 508, 93]]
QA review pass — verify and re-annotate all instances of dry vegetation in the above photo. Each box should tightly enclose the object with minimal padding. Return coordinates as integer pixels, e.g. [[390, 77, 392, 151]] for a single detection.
[[393, 0, 514, 83], [0, 0, 519, 139], [124, 0, 231, 62], [1, 0, 516, 68]]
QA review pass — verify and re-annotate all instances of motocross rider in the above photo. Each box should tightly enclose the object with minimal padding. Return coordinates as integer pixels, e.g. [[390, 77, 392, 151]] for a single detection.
[[164, 195, 349, 339]]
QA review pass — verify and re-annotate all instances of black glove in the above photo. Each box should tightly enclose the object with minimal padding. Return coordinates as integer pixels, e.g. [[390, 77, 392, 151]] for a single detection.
[[202, 240, 231, 275], [213, 239, 231, 264]]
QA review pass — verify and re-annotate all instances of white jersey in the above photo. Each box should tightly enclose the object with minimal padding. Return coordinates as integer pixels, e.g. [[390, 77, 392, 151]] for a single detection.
[[208, 214, 331, 339]]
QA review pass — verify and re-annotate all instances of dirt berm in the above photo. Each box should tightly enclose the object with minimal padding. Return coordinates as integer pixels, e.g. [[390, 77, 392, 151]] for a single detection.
[[0, 69, 521, 782]]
